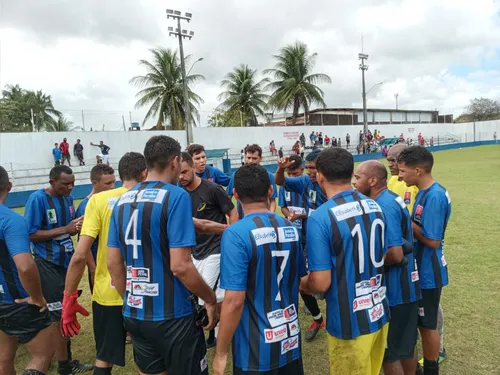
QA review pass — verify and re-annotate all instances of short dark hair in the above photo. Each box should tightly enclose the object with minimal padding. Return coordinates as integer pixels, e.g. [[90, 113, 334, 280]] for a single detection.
[[181, 152, 194, 167], [234, 164, 270, 204], [396, 146, 434, 172], [90, 164, 114, 182], [0, 166, 9, 192], [305, 149, 321, 162], [144, 136, 181, 171], [245, 144, 262, 157], [316, 148, 353, 183], [118, 152, 146, 181], [50, 165, 73, 180], [187, 144, 205, 157], [288, 154, 303, 170]]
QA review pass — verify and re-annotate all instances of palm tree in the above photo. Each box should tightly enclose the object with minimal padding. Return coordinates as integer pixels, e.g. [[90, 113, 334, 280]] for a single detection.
[[130, 47, 204, 130], [46, 115, 74, 132], [264, 42, 332, 125], [217, 64, 269, 126], [26, 90, 62, 131], [2, 84, 25, 101]]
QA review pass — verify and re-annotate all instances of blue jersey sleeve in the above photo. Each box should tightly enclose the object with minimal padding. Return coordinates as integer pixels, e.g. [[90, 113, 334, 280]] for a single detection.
[[421, 193, 448, 241], [5, 214, 31, 257], [75, 198, 87, 218], [268, 172, 278, 199], [167, 190, 197, 248], [214, 168, 231, 187], [278, 187, 287, 208], [384, 203, 405, 248], [226, 173, 235, 197], [24, 194, 43, 235], [306, 214, 333, 271], [284, 175, 307, 195], [220, 228, 249, 291], [107, 209, 121, 249]]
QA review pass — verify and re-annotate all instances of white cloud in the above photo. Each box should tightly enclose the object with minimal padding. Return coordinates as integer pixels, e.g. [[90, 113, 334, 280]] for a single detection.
[[0, 0, 499, 129]]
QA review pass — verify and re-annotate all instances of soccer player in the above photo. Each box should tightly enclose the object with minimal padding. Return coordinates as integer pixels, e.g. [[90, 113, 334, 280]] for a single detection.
[[213, 163, 307, 375], [179, 151, 238, 348], [275, 149, 326, 341], [75, 164, 116, 293], [353, 160, 421, 375], [301, 148, 390, 375], [226, 144, 278, 218], [62, 152, 147, 375], [24, 165, 93, 375], [397, 146, 451, 375], [0, 166, 57, 375], [107, 135, 217, 375], [187, 144, 231, 186]]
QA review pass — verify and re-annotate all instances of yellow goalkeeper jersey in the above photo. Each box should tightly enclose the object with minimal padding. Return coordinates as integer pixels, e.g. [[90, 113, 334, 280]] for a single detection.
[[387, 175, 419, 214]]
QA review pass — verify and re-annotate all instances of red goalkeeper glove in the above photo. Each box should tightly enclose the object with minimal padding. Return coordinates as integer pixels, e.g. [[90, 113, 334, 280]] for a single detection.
[[61, 290, 89, 337]]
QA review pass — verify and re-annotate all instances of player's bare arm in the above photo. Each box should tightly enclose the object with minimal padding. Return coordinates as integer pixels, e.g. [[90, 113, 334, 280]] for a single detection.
[[213, 290, 246, 375], [302, 270, 331, 295], [30, 216, 83, 241], [274, 157, 294, 186], [107, 246, 127, 297], [385, 245, 405, 265], [227, 207, 239, 224], [193, 218, 227, 235], [412, 222, 442, 249], [12, 253, 47, 310], [65, 235, 96, 294]]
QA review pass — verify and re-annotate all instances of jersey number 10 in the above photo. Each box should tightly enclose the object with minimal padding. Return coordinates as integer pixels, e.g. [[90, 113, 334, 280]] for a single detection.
[[350, 218, 385, 274]]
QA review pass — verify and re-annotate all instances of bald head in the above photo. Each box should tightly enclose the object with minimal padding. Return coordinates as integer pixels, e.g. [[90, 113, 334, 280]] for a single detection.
[[353, 161, 388, 197], [357, 161, 388, 184], [387, 143, 408, 176]]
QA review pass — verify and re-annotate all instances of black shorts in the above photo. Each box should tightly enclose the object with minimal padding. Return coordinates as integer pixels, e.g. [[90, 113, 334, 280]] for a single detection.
[[418, 288, 442, 330], [234, 358, 304, 375], [0, 302, 52, 344], [93, 302, 126, 366], [385, 301, 419, 362], [35, 256, 66, 322], [123, 313, 207, 375]]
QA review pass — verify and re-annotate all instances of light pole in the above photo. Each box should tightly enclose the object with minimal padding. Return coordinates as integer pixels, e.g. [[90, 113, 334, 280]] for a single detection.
[[359, 53, 369, 134], [187, 57, 203, 76], [394, 93, 399, 110], [167, 9, 195, 145], [367, 82, 384, 96]]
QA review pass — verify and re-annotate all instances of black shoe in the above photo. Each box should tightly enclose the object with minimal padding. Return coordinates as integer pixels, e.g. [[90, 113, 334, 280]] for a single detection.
[[71, 360, 94, 373], [439, 348, 447, 362], [416, 362, 423, 375], [206, 338, 217, 349]]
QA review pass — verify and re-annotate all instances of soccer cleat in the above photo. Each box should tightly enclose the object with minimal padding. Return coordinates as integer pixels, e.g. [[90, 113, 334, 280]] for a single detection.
[[439, 348, 447, 361], [305, 320, 325, 342], [415, 362, 424, 375], [71, 360, 94, 373]]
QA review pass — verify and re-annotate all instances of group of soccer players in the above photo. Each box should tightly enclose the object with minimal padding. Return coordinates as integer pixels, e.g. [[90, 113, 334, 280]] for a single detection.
[[0, 135, 451, 375]]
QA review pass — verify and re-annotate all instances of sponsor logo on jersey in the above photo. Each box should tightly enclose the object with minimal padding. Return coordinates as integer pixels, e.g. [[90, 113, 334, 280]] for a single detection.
[[309, 189, 317, 204], [370, 274, 382, 290], [47, 209, 58, 224], [414, 204, 424, 223], [131, 268, 150, 282], [441, 255, 447, 267], [278, 226, 299, 242], [281, 335, 299, 355], [361, 199, 383, 214], [126, 280, 132, 293], [69, 205, 75, 217], [411, 271, 419, 282], [353, 295, 373, 312], [378, 286, 386, 300], [404, 191, 412, 205], [138, 189, 167, 204], [197, 202, 207, 212], [267, 309, 286, 328], [331, 201, 363, 221], [200, 355, 208, 371], [285, 191, 291, 201], [368, 304, 385, 323], [127, 295, 144, 309], [47, 301, 62, 311], [288, 319, 300, 336], [355, 280, 372, 297], [252, 227, 277, 246], [132, 283, 159, 297], [118, 191, 139, 206], [284, 304, 297, 321], [264, 324, 288, 343], [418, 307, 425, 317], [126, 266, 132, 279]]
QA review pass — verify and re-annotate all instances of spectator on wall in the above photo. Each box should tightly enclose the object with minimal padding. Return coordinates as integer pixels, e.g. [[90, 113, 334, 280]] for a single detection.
[[494, 132, 497, 142], [52, 143, 62, 166], [59, 138, 71, 166], [73, 139, 85, 166], [310, 131, 315, 146], [346, 133, 351, 149], [332, 137, 338, 147], [318, 132, 323, 146], [293, 140, 300, 155], [90, 141, 111, 165], [299, 143, 304, 158], [300, 133, 306, 147], [430, 137, 434, 146], [278, 146, 284, 159], [269, 140, 277, 156], [324, 134, 330, 147], [338, 138, 342, 148], [359, 130, 364, 143]]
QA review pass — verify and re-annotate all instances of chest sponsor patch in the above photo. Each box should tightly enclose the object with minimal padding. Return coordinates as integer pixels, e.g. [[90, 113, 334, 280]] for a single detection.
[[126, 280, 132, 293], [331, 201, 363, 221], [396, 196, 406, 209], [138, 189, 167, 204], [368, 304, 385, 323], [284, 304, 297, 322], [285, 191, 291, 201], [309, 189, 317, 204], [127, 294, 144, 309], [361, 199, 383, 214], [404, 191, 412, 205], [132, 283, 159, 297], [281, 335, 299, 355], [47, 209, 57, 224], [264, 324, 288, 343], [126, 266, 132, 279], [288, 319, 300, 336], [267, 309, 286, 328], [131, 267, 150, 282], [411, 271, 419, 282], [355, 280, 372, 297], [277, 226, 299, 243], [252, 227, 277, 246], [353, 295, 373, 312], [370, 274, 382, 290], [414, 204, 424, 223], [60, 238, 74, 253]]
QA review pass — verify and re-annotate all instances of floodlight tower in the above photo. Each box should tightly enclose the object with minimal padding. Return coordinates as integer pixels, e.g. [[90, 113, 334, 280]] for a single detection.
[[167, 9, 195, 145], [359, 53, 369, 134]]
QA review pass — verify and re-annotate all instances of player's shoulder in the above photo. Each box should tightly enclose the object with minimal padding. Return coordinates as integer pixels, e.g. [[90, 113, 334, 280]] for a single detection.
[[28, 189, 46, 201], [377, 189, 405, 209], [0, 205, 26, 232], [427, 182, 451, 203], [93, 186, 128, 207]]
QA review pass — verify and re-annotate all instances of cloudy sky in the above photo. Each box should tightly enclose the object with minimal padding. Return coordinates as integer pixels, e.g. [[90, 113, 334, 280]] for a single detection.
[[1, 0, 499, 130]]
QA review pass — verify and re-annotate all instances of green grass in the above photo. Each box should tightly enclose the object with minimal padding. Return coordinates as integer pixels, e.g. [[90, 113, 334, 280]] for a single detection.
[[13, 145, 500, 374]]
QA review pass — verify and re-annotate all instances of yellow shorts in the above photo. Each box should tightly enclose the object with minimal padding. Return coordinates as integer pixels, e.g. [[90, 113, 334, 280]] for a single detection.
[[327, 323, 389, 375]]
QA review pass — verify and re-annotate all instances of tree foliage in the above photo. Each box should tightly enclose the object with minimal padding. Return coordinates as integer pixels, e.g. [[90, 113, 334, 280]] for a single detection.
[[464, 97, 500, 122], [130, 48, 204, 130], [208, 109, 247, 127]]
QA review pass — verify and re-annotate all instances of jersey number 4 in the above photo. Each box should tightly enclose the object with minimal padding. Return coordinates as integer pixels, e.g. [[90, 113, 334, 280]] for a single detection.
[[125, 210, 141, 259], [351, 218, 385, 274], [271, 250, 290, 302]]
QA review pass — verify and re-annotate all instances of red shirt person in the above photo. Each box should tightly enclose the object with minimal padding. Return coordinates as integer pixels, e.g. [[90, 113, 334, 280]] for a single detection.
[[59, 138, 72, 166]]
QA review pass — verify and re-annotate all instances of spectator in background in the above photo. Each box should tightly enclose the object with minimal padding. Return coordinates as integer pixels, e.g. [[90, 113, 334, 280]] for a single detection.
[[430, 137, 434, 146], [420, 136, 426, 146], [494, 132, 497, 142], [73, 139, 85, 166], [399, 133, 405, 143], [60, 138, 71, 166], [293, 140, 300, 155], [300, 133, 306, 147], [315, 132, 319, 146], [269, 140, 277, 156], [324, 134, 330, 147], [310, 131, 315, 146], [319, 132, 324, 146], [90, 141, 110, 166], [338, 138, 342, 148], [240, 149, 245, 166], [332, 137, 338, 147], [278, 146, 284, 159], [346, 133, 351, 149], [359, 130, 364, 144], [299, 143, 305, 158], [357, 143, 361, 155], [53, 143, 62, 166]]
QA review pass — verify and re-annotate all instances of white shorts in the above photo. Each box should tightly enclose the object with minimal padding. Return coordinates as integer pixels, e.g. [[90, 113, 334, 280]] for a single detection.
[[192, 254, 225, 304], [99, 154, 109, 163]]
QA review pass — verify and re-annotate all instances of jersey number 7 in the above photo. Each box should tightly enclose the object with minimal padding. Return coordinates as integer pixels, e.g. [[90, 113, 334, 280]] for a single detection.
[[350, 218, 385, 274], [271, 250, 290, 302], [125, 210, 141, 259]]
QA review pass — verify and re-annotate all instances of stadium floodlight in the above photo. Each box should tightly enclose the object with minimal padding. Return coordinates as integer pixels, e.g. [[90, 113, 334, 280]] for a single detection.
[[359, 52, 370, 134], [358, 53, 369, 60]]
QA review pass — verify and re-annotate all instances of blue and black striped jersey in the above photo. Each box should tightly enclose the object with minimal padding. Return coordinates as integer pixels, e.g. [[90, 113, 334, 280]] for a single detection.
[[412, 182, 451, 289], [284, 175, 327, 217], [76, 197, 98, 262], [197, 165, 230, 187], [220, 212, 307, 372], [307, 190, 390, 339], [376, 189, 421, 307], [0, 204, 31, 304], [24, 189, 76, 269], [107, 181, 196, 321]]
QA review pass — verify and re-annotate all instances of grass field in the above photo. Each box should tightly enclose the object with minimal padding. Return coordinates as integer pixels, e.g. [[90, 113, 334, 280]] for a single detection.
[[12, 145, 500, 374]]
